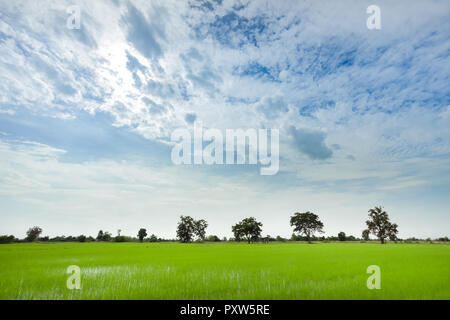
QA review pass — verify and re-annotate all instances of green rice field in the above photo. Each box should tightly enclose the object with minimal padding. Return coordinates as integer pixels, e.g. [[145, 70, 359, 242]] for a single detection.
[[0, 242, 449, 300]]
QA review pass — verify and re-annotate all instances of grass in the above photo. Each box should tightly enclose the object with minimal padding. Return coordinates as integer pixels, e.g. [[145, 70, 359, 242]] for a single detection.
[[0, 242, 449, 300]]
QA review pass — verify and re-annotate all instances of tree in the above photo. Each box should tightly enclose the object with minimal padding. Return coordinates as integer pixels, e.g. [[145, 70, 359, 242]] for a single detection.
[[389, 227, 399, 242], [177, 216, 208, 243], [177, 216, 195, 242], [149, 234, 158, 242], [137, 228, 147, 242], [338, 232, 346, 241], [26, 226, 43, 242], [365, 206, 399, 244], [96, 230, 104, 241], [290, 212, 324, 243], [231, 217, 263, 244], [362, 229, 370, 241], [97, 230, 112, 241], [194, 219, 208, 241], [77, 235, 87, 242]]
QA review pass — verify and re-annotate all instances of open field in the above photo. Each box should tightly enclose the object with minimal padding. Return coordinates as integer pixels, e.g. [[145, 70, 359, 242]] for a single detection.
[[0, 242, 449, 300]]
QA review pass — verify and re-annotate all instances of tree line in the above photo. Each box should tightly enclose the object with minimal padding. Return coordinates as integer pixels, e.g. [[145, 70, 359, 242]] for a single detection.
[[1, 206, 448, 244]]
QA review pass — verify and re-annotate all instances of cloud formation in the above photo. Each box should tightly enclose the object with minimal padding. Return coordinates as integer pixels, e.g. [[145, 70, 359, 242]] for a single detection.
[[289, 127, 333, 160]]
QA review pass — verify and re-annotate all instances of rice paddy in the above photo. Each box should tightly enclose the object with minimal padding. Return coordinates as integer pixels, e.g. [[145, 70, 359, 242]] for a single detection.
[[0, 242, 448, 300]]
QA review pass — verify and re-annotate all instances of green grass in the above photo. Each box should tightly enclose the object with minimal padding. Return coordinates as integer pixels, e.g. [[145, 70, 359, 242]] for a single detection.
[[0, 242, 449, 299]]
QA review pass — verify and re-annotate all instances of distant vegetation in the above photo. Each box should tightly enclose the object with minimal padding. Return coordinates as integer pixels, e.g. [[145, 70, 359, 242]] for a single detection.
[[0, 206, 448, 244]]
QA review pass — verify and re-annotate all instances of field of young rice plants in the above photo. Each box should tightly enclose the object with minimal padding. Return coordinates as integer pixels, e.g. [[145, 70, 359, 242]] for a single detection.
[[0, 242, 448, 300]]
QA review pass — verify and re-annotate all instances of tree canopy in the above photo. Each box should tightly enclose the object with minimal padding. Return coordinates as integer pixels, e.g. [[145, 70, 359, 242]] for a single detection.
[[25, 226, 42, 242], [231, 217, 263, 243], [290, 212, 324, 243], [176, 216, 208, 243], [137, 228, 147, 242], [365, 206, 398, 244]]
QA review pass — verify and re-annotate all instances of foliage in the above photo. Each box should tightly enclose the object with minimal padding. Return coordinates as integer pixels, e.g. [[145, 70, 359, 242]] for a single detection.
[[207, 235, 221, 242], [137, 228, 147, 242], [176, 216, 208, 243], [0, 235, 16, 244], [231, 217, 263, 243], [194, 219, 208, 241], [114, 236, 127, 242], [25, 226, 43, 242], [365, 206, 398, 244], [96, 230, 112, 241], [362, 229, 370, 241], [290, 212, 324, 243]]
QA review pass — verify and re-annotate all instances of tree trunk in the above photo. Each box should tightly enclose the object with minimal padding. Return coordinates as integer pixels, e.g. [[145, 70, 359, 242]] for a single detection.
[[380, 238, 385, 244]]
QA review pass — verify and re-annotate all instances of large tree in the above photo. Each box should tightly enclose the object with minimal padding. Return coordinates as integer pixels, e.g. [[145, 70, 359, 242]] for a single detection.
[[177, 216, 208, 243], [25, 226, 42, 242], [290, 211, 324, 243], [365, 206, 398, 244], [96, 230, 104, 241], [338, 231, 346, 241], [231, 217, 262, 243], [137, 228, 147, 242], [194, 219, 208, 241]]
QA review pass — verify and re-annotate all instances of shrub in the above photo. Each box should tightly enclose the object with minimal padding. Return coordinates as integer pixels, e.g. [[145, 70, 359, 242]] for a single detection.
[[114, 235, 127, 242], [0, 235, 16, 244], [206, 235, 221, 242]]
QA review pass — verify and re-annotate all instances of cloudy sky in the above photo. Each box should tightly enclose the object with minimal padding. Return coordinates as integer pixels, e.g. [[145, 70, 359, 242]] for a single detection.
[[0, 0, 449, 239]]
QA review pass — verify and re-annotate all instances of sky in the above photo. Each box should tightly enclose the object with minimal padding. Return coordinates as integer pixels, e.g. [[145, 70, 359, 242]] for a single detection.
[[0, 0, 449, 239]]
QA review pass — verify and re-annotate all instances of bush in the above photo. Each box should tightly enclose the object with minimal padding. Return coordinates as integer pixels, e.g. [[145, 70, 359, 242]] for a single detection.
[[0, 235, 16, 244], [114, 236, 127, 242], [206, 235, 221, 242]]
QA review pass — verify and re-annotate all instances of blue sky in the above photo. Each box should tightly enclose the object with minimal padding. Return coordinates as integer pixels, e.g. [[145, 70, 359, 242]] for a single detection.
[[0, 0, 449, 239]]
